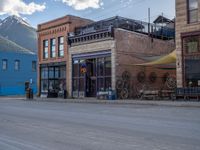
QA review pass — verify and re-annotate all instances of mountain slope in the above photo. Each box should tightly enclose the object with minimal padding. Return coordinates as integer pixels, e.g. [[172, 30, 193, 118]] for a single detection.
[[0, 15, 37, 52], [0, 35, 34, 54]]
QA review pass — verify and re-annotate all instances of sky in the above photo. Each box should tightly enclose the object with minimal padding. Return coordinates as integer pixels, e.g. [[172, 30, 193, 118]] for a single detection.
[[0, 0, 175, 28]]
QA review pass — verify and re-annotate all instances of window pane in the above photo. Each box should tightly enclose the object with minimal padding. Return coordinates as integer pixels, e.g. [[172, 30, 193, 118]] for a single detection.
[[41, 80, 48, 92], [97, 58, 104, 76], [185, 36, 199, 53], [189, 0, 198, 10], [189, 9, 198, 23], [59, 50, 64, 57], [59, 44, 64, 50], [2, 59, 7, 70], [79, 78, 85, 91], [105, 57, 111, 76], [49, 67, 54, 78], [97, 78, 104, 91], [105, 77, 111, 90], [41, 67, 48, 79], [15, 60, 20, 71], [43, 40, 48, 59], [55, 67, 59, 78], [73, 60, 79, 77], [59, 37, 64, 44], [50, 38, 56, 58], [60, 67, 66, 78], [32, 61, 36, 71], [73, 79, 79, 91]]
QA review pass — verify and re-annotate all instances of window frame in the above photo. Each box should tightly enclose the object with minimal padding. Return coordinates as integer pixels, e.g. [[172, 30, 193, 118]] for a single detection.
[[43, 40, 49, 59], [187, 0, 199, 24], [14, 60, 20, 71], [2, 59, 8, 71], [32, 61, 37, 72], [50, 38, 56, 58], [58, 36, 64, 57]]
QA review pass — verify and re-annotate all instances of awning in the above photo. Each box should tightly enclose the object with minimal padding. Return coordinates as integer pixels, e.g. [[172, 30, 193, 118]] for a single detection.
[[135, 50, 176, 66]]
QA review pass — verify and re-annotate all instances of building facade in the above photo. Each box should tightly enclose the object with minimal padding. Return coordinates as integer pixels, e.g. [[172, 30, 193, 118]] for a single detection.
[[176, 0, 200, 88], [37, 15, 92, 97], [38, 15, 175, 98], [68, 16, 175, 98], [0, 49, 37, 96]]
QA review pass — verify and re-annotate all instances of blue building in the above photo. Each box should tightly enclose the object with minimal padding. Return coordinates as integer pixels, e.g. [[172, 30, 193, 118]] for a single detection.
[[0, 36, 37, 96]]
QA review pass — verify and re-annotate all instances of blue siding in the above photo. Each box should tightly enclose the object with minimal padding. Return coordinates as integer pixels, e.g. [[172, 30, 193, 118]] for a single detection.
[[0, 51, 37, 96]]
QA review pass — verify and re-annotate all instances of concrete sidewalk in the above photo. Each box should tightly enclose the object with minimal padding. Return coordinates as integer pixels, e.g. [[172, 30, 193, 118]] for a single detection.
[[1, 96, 200, 108]]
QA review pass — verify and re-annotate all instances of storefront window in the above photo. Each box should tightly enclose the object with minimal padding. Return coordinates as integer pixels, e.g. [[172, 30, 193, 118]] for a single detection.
[[40, 65, 66, 95], [97, 58, 104, 76], [55, 67, 59, 78], [105, 77, 112, 90], [73, 79, 79, 91], [49, 67, 54, 78], [41, 80, 48, 92], [185, 56, 200, 87], [60, 67, 66, 79], [97, 78, 104, 91], [72, 55, 111, 97], [73, 60, 79, 77], [79, 78, 85, 91], [105, 57, 111, 76], [41, 67, 48, 79]]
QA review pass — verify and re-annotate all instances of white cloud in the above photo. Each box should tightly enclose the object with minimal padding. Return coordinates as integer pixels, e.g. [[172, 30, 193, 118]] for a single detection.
[[59, 0, 103, 10], [0, 0, 46, 16]]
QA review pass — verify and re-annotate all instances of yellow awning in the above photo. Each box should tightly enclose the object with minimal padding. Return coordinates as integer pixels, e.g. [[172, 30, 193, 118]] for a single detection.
[[135, 50, 176, 66]]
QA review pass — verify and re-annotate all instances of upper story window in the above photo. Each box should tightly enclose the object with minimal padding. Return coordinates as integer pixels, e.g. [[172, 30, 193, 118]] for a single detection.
[[43, 40, 48, 59], [58, 36, 64, 57], [14, 60, 20, 71], [32, 61, 37, 72], [188, 0, 199, 23], [2, 59, 7, 71], [183, 35, 200, 54], [50, 38, 56, 58]]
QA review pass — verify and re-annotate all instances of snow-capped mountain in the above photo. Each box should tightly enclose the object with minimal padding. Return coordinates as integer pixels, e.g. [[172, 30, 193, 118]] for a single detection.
[[0, 15, 37, 52]]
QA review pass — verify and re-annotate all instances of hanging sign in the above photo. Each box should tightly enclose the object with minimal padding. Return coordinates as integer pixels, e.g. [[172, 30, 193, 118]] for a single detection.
[[80, 64, 87, 74]]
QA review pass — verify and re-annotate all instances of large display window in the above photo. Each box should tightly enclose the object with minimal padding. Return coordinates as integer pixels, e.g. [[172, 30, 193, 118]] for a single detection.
[[72, 55, 111, 98]]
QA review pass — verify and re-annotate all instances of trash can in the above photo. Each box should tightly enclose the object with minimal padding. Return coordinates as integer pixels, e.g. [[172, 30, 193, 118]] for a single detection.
[[30, 88, 33, 99], [26, 88, 33, 99], [107, 90, 116, 100], [26, 88, 30, 99]]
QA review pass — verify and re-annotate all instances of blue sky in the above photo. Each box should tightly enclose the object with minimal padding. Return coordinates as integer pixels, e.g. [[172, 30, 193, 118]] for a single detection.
[[0, 0, 175, 28]]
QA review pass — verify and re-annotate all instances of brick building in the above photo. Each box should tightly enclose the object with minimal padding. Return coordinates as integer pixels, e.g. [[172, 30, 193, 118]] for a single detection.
[[37, 15, 175, 98], [68, 16, 175, 98], [176, 0, 200, 88], [37, 15, 92, 97]]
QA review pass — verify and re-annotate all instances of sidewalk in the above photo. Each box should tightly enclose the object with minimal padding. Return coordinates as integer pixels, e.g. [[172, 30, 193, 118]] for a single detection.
[[28, 97, 200, 108], [1, 96, 200, 107]]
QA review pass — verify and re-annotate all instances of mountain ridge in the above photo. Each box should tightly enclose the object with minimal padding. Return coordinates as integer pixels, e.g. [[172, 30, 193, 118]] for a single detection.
[[0, 15, 37, 52]]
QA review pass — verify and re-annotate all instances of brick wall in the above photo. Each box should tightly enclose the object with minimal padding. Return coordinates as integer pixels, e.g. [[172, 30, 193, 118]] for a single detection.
[[114, 28, 175, 97], [37, 15, 92, 95]]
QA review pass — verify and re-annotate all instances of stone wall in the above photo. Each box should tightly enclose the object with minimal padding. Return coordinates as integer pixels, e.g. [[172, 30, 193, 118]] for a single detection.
[[176, 0, 200, 87], [68, 40, 116, 97]]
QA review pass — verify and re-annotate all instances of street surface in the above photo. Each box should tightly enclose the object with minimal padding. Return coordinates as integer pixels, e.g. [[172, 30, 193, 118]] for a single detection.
[[0, 98, 200, 150]]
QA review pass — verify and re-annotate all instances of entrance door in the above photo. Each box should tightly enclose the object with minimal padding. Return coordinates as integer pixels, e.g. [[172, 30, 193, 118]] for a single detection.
[[86, 59, 96, 97]]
